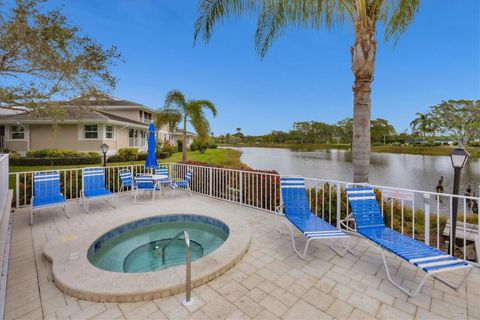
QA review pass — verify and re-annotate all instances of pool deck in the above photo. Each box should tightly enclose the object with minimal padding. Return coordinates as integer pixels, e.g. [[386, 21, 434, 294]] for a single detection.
[[5, 192, 480, 320]]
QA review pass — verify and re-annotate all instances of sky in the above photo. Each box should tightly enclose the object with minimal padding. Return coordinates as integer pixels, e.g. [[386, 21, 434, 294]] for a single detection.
[[43, 0, 479, 135]]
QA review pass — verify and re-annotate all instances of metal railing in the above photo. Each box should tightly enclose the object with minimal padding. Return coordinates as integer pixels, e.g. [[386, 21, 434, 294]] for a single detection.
[[0, 154, 8, 221], [160, 230, 192, 305], [9, 162, 480, 263]]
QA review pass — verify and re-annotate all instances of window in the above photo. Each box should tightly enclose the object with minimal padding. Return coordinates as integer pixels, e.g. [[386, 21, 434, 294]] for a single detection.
[[139, 110, 143, 121], [84, 125, 98, 139], [105, 125, 114, 139], [10, 125, 24, 140]]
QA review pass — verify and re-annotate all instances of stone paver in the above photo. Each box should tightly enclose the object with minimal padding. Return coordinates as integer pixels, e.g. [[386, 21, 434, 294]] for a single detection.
[[4, 194, 478, 319]]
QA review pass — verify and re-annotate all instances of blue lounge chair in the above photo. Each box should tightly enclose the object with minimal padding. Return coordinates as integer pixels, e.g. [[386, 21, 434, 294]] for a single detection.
[[30, 171, 68, 225], [172, 170, 193, 196], [345, 186, 472, 297], [134, 175, 158, 203], [154, 167, 173, 187], [119, 169, 133, 192], [276, 176, 353, 259], [81, 167, 116, 212]]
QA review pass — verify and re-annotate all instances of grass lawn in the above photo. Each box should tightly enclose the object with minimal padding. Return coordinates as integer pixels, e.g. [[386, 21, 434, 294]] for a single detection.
[[9, 148, 243, 173]]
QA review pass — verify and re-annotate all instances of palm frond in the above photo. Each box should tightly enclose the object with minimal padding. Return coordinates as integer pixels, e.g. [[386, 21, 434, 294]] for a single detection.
[[164, 89, 187, 111], [194, 0, 259, 45], [384, 0, 420, 42], [189, 99, 218, 117]]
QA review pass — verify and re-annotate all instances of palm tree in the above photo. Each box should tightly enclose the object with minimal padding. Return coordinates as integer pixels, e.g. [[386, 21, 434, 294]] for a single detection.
[[155, 108, 182, 142], [410, 112, 435, 143], [236, 128, 241, 135], [194, 0, 420, 182], [164, 89, 217, 161]]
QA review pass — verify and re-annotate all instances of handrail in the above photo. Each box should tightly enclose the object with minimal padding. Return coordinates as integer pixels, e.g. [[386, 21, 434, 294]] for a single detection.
[[160, 230, 193, 306], [161, 231, 184, 261]]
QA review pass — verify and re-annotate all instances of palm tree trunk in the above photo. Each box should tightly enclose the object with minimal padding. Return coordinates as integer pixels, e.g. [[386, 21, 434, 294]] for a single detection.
[[182, 116, 187, 162], [351, 22, 376, 183]]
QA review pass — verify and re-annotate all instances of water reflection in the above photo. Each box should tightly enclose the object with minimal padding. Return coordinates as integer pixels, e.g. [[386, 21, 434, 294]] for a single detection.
[[232, 147, 480, 194]]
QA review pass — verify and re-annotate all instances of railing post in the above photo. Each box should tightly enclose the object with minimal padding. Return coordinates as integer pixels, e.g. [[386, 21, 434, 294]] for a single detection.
[[15, 173, 19, 209], [336, 183, 341, 228], [209, 167, 213, 197], [424, 194, 430, 245], [182, 231, 193, 306], [239, 172, 243, 205]]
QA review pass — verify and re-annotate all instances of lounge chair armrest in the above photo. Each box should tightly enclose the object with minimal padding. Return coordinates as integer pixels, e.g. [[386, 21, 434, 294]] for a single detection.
[[171, 178, 184, 183]]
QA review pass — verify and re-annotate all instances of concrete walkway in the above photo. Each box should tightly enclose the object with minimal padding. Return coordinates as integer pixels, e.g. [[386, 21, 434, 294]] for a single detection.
[[5, 193, 480, 320]]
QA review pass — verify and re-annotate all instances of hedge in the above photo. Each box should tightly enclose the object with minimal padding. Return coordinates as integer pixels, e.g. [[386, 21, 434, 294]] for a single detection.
[[10, 156, 101, 166], [26, 149, 99, 158]]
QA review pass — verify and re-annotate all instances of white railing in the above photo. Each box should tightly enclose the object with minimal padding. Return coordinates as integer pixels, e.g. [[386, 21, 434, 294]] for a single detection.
[[128, 138, 147, 148], [9, 162, 480, 263], [0, 154, 8, 220]]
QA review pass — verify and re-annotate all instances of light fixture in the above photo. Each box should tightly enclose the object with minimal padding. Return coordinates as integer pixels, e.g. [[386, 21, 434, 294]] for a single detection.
[[100, 143, 109, 167]]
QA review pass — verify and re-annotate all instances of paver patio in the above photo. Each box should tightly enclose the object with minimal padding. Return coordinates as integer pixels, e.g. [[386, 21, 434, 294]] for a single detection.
[[4, 192, 480, 320]]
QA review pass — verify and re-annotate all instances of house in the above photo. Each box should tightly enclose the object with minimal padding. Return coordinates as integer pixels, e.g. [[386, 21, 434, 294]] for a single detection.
[[157, 127, 196, 150], [0, 95, 194, 156]]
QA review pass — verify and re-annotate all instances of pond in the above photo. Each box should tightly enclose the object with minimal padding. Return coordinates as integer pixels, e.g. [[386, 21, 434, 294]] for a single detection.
[[231, 147, 480, 195]]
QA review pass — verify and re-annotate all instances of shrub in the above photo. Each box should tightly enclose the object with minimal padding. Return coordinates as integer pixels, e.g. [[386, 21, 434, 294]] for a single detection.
[[208, 143, 218, 149], [177, 140, 183, 152], [162, 142, 176, 156], [27, 149, 87, 158], [137, 152, 147, 161], [156, 151, 170, 159], [106, 155, 125, 163], [190, 141, 198, 151], [10, 156, 101, 166], [118, 148, 138, 161]]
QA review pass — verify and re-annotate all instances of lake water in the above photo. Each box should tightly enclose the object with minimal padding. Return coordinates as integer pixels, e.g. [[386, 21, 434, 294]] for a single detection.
[[231, 147, 480, 195]]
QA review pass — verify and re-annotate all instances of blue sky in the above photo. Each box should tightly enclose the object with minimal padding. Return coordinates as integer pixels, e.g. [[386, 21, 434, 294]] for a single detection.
[[46, 0, 479, 135]]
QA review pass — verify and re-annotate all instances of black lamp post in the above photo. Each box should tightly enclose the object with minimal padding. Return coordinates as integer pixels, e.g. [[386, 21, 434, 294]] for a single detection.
[[449, 147, 469, 255], [100, 143, 109, 167]]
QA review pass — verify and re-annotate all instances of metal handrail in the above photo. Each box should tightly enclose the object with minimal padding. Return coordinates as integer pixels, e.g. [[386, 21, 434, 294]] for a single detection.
[[160, 230, 193, 306]]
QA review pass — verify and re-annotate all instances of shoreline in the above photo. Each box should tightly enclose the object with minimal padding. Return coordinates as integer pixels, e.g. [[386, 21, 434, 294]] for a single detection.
[[221, 144, 480, 158]]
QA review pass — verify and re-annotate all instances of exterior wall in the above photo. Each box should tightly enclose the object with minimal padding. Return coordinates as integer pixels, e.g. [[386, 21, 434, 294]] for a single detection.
[[30, 125, 104, 152], [116, 127, 130, 149], [5, 141, 28, 155], [101, 109, 141, 122]]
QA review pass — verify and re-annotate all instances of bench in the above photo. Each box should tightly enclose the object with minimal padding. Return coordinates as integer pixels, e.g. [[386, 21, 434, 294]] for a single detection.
[[443, 220, 479, 262]]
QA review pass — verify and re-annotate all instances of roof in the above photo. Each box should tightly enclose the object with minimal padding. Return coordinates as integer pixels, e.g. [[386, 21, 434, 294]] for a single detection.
[[0, 107, 148, 128], [62, 94, 156, 112]]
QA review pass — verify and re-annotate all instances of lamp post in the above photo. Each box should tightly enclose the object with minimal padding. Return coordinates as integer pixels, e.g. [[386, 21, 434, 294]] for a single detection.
[[449, 147, 469, 255], [100, 143, 109, 167]]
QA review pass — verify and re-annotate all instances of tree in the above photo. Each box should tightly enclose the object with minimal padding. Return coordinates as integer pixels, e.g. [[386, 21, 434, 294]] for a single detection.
[[0, 0, 121, 115], [410, 112, 436, 142], [236, 128, 242, 135], [371, 118, 396, 143], [194, 0, 420, 182], [164, 89, 217, 161], [336, 118, 354, 145], [155, 108, 182, 142], [429, 100, 480, 147]]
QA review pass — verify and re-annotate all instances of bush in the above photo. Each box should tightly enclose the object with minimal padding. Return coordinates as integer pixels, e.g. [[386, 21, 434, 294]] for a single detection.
[[118, 148, 138, 161], [190, 141, 198, 151], [208, 143, 218, 149], [26, 149, 93, 158], [106, 155, 125, 163], [156, 151, 170, 159], [137, 152, 147, 161], [162, 142, 176, 156], [177, 140, 183, 152], [10, 156, 101, 166]]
